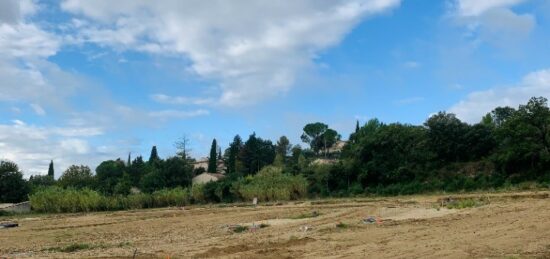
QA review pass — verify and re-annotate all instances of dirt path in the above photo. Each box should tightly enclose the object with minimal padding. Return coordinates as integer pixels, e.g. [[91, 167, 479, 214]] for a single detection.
[[1, 191, 549, 258]]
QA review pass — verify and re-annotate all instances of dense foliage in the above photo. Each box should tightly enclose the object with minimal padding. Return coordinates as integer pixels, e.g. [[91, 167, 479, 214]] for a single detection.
[[3, 97, 550, 211]]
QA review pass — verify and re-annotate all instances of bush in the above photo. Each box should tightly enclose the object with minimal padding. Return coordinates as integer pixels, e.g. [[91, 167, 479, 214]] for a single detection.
[[30, 187, 103, 213], [152, 187, 190, 207], [235, 166, 308, 202], [29, 186, 190, 213], [191, 184, 206, 203]]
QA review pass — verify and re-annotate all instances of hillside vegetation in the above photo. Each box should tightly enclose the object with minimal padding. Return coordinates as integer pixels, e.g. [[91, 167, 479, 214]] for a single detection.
[[1, 97, 550, 212]]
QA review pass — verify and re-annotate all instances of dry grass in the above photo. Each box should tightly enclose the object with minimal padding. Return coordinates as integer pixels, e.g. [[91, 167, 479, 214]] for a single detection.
[[1, 191, 550, 258]]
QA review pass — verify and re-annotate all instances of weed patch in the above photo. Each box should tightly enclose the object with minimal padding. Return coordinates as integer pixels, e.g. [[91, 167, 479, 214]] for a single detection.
[[443, 197, 490, 209], [290, 211, 320, 219], [336, 222, 349, 229]]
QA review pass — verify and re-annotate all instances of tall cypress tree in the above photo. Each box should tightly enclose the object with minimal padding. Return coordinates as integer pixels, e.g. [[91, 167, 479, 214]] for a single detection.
[[355, 120, 360, 133], [127, 152, 132, 167], [47, 160, 54, 178], [149, 146, 159, 162], [208, 139, 217, 173]]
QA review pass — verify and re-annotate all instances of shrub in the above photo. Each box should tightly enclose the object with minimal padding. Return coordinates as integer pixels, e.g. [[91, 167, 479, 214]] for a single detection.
[[29, 186, 191, 213], [191, 184, 206, 203], [30, 187, 103, 213], [236, 166, 308, 202], [152, 187, 190, 207]]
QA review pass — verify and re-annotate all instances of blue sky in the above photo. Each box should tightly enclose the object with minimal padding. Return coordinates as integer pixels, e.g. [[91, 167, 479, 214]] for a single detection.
[[1, 0, 550, 177]]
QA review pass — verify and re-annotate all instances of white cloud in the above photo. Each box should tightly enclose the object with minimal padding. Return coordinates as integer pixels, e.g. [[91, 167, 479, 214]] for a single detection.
[[0, 23, 59, 59], [455, 0, 526, 17], [60, 139, 90, 154], [403, 61, 420, 68], [150, 94, 214, 106], [451, 0, 534, 48], [30, 103, 46, 116], [0, 120, 125, 177], [60, 0, 401, 106], [0, 0, 81, 112], [449, 68, 550, 123], [147, 109, 210, 120]]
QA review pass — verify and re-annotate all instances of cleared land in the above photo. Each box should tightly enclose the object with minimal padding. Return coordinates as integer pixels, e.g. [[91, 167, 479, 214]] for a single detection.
[[1, 191, 550, 258]]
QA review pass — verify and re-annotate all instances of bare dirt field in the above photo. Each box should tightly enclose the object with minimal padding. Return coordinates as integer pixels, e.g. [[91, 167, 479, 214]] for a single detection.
[[1, 191, 550, 258]]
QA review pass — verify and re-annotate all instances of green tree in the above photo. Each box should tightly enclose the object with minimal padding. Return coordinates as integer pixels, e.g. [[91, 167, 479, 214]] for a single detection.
[[95, 159, 126, 194], [226, 135, 243, 175], [301, 122, 328, 154], [149, 146, 160, 163], [162, 156, 194, 188], [342, 121, 429, 188], [47, 160, 54, 178], [301, 122, 340, 155], [424, 112, 470, 163], [140, 169, 165, 193], [240, 133, 276, 175], [127, 153, 131, 167], [58, 165, 94, 189], [273, 153, 285, 167], [128, 156, 146, 186], [276, 136, 291, 156], [114, 173, 133, 195], [491, 106, 516, 127], [493, 97, 550, 178], [321, 128, 340, 157], [208, 139, 218, 173], [0, 160, 29, 203], [29, 174, 55, 191]]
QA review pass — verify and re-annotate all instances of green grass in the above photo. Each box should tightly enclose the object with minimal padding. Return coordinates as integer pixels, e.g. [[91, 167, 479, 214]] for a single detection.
[[45, 241, 132, 253], [445, 197, 490, 209], [290, 211, 320, 219], [47, 243, 92, 253], [335, 222, 349, 229], [0, 210, 13, 217], [232, 225, 249, 233]]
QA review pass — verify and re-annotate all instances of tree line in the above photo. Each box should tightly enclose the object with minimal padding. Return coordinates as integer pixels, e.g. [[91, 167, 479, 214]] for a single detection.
[[1, 96, 549, 205]]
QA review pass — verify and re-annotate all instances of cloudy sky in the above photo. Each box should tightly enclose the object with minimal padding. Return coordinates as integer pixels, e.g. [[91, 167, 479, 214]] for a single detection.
[[1, 0, 550, 177]]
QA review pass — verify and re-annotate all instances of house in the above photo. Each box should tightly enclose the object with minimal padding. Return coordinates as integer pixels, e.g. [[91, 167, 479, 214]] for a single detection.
[[318, 140, 348, 159], [326, 140, 347, 154], [311, 158, 338, 165], [192, 157, 226, 173], [192, 172, 225, 185]]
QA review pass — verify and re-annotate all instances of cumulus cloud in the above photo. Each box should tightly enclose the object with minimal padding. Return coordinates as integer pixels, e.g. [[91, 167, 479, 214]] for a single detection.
[[60, 0, 401, 106], [455, 0, 526, 17], [449, 68, 550, 123], [0, 120, 125, 177], [0, 0, 80, 110], [451, 0, 534, 48]]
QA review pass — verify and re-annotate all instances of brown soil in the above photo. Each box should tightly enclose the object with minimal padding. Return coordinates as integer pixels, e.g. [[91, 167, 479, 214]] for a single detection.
[[1, 191, 550, 258]]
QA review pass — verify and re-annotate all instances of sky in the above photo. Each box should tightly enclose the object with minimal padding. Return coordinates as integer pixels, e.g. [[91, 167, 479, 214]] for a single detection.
[[1, 0, 550, 178]]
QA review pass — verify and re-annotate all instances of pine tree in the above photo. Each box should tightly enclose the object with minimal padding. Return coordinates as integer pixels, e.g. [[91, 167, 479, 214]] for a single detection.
[[127, 152, 132, 167], [355, 120, 360, 133], [149, 146, 159, 162], [47, 160, 54, 178], [208, 139, 217, 173]]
